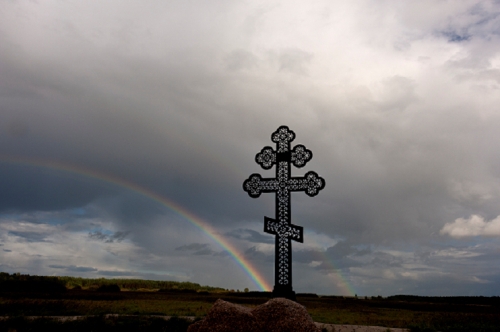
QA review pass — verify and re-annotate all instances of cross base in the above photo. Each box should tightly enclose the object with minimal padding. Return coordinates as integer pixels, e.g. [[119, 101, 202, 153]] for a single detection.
[[272, 285, 296, 301]]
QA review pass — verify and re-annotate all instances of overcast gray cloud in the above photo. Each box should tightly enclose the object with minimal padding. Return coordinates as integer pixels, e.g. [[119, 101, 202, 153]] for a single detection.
[[89, 230, 130, 243], [226, 228, 275, 244], [1, 0, 500, 296]]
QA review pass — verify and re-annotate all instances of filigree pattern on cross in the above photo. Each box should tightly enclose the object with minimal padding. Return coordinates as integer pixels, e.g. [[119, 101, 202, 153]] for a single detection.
[[243, 125, 325, 300]]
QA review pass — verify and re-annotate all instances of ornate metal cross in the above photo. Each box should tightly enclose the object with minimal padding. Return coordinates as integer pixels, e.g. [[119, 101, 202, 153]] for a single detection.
[[243, 125, 325, 300]]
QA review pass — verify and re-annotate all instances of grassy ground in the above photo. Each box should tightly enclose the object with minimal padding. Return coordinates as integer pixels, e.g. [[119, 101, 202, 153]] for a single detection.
[[1, 290, 499, 331], [0, 315, 194, 332], [301, 296, 500, 331]]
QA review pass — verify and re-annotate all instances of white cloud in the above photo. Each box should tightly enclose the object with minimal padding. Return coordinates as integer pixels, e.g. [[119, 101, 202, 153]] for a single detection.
[[431, 247, 482, 258], [440, 215, 500, 238]]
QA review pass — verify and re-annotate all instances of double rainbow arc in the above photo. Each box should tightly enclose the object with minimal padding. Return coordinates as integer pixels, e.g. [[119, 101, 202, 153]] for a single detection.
[[0, 156, 272, 291]]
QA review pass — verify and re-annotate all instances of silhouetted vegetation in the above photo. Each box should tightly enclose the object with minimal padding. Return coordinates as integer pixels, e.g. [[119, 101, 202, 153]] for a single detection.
[[0, 272, 225, 293], [97, 284, 121, 293], [0, 273, 66, 293], [59, 275, 225, 292], [388, 294, 500, 306], [1, 272, 499, 331]]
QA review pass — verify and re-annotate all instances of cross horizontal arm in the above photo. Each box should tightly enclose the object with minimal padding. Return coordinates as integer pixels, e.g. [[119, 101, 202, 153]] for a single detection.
[[243, 174, 279, 198], [264, 217, 303, 243], [287, 171, 325, 196]]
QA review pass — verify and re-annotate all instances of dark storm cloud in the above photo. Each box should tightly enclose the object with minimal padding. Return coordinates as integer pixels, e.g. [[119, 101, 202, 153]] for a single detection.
[[8, 231, 50, 243], [244, 246, 273, 262], [0, 163, 121, 213], [193, 248, 216, 256], [369, 253, 404, 268], [292, 241, 371, 270], [225, 228, 274, 244], [175, 243, 224, 256], [443, 31, 471, 43], [88, 230, 130, 243], [325, 241, 371, 260], [175, 243, 211, 252], [49, 265, 98, 273], [48, 265, 66, 269], [88, 231, 107, 242]]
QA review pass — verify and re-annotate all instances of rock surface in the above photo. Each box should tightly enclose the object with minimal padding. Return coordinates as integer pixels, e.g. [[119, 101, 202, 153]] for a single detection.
[[187, 298, 319, 332], [252, 298, 319, 332], [187, 299, 261, 332]]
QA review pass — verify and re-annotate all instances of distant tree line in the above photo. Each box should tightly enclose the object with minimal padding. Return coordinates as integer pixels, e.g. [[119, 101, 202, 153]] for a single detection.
[[0, 272, 225, 293], [387, 294, 500, 306], [0, 272, 66, 293]]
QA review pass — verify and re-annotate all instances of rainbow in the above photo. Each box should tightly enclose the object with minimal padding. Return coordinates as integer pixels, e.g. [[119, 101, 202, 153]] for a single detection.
[[317, 254, 357, 296], [0, 156, 272, 291], [292, 227, 357, 296]]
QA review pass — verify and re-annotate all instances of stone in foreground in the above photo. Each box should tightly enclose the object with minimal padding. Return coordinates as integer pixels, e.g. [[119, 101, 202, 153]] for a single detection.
[[187, 299, 260, 332], [187, 298, 319, 332], [251, 298, 319, 332]]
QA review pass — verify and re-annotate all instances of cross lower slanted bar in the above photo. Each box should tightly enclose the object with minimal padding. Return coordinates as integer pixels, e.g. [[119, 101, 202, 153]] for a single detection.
[[243, 126, 325, 300]]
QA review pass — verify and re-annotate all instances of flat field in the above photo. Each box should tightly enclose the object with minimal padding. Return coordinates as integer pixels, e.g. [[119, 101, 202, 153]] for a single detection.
[[1, 290, 499, 331]]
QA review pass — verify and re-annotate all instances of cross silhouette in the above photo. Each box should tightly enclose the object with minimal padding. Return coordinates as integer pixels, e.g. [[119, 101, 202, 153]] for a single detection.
[[243, 125, 325, 300]]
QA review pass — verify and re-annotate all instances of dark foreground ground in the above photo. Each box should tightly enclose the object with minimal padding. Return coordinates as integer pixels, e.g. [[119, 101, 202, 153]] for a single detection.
[[1, 290, 499, 332]]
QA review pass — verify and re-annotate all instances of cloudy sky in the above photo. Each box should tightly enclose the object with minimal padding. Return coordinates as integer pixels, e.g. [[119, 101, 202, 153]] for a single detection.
[[1, 0, 500, 297]]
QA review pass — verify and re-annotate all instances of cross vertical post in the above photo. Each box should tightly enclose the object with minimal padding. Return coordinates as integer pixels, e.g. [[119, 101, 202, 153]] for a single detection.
[[243, 126, 325, 300]]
